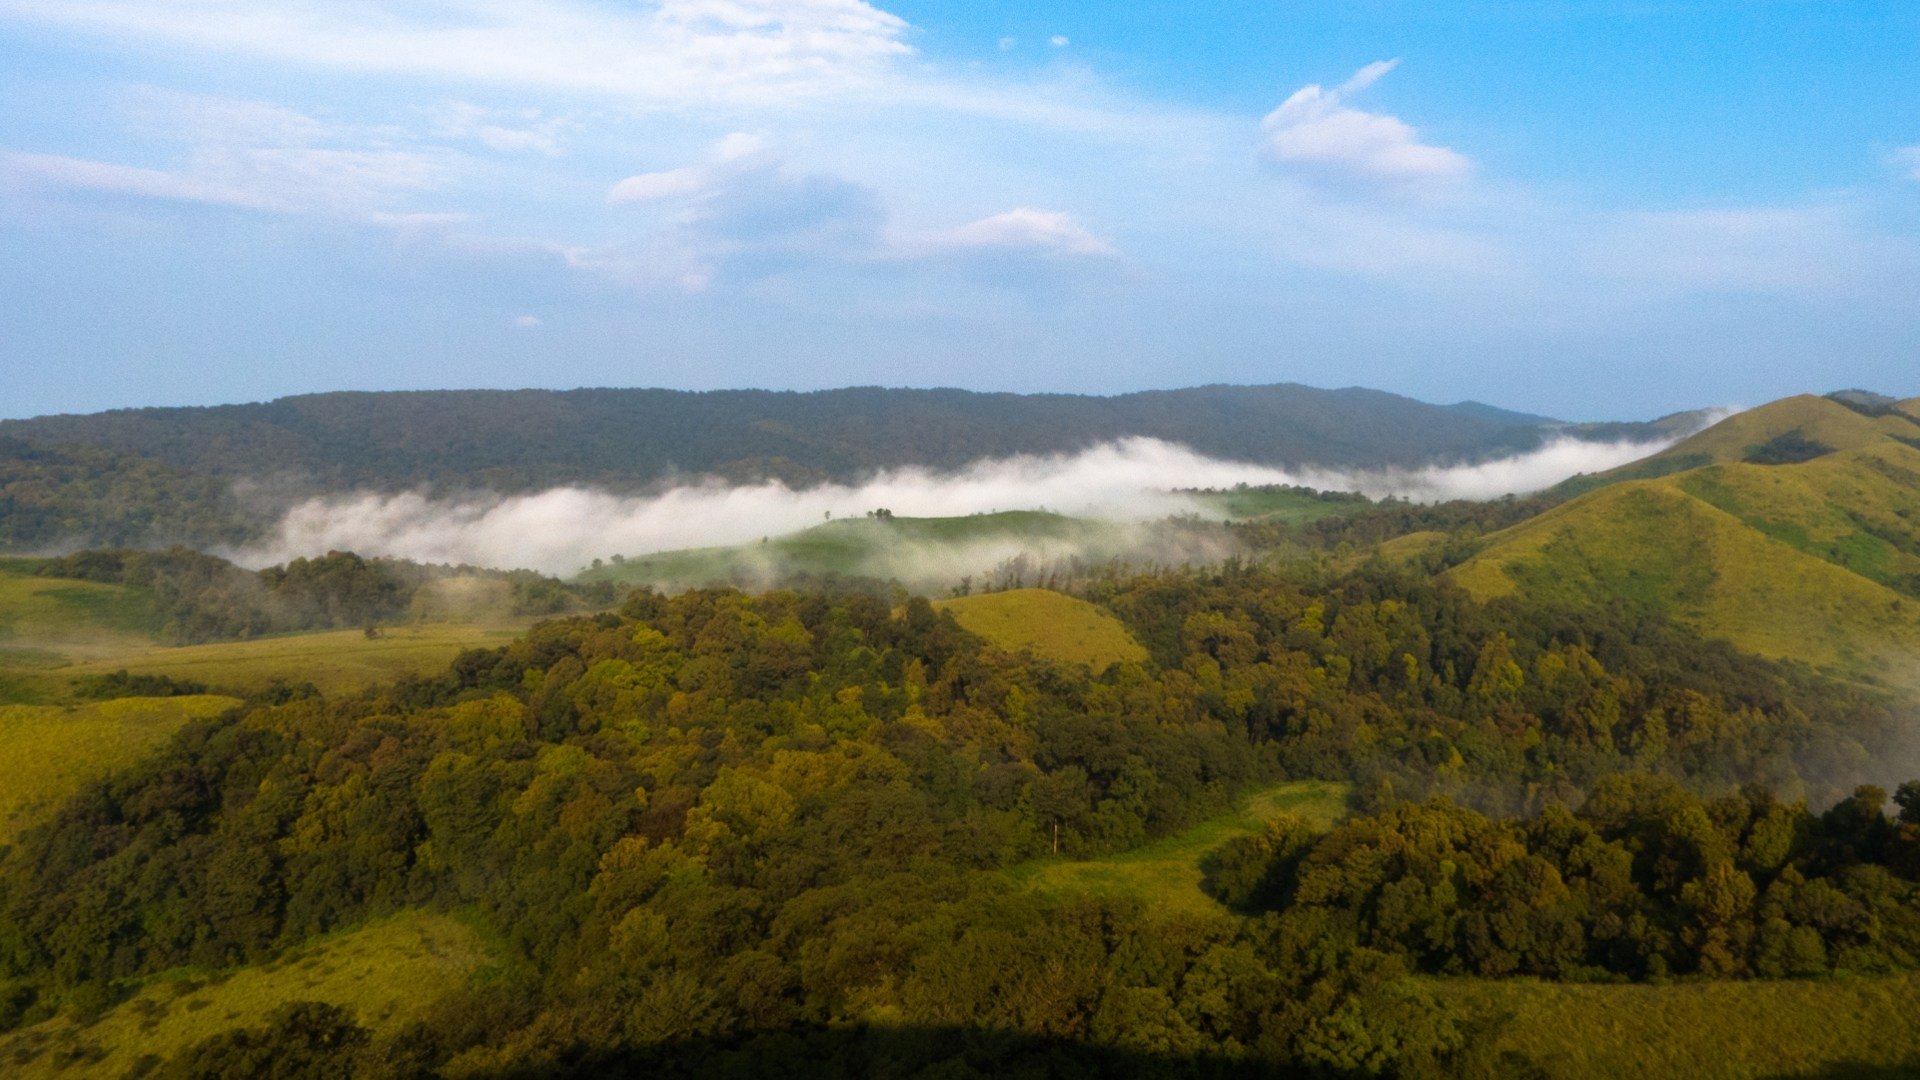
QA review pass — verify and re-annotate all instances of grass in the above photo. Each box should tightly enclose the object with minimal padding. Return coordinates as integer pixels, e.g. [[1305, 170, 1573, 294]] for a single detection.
[[0, 910, 489, 1078], [932, 588, 1148, 671], [56, 623, 529, 696], [1014, 780, 1351, 917], [1435, 972, 1920, 1078], [1449, 476, 1920, 683], [0, 569, 156, 646], [0, 694, 242, 842]]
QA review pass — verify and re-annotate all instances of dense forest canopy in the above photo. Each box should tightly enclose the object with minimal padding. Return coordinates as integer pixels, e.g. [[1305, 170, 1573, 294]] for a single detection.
[[3, 558, 1916, 1076]]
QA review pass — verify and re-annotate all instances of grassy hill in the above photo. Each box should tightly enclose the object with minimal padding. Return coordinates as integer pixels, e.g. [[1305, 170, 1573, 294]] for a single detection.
[[0, 911, 487, 1078], [1452, 397, 1920, 683], [0, 560, 534, 703], [0, 695, 242, 842], [932, 588, 1149, 671]]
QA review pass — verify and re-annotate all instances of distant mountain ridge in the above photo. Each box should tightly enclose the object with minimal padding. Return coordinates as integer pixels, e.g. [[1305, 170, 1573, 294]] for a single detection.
[[0, 384, 1677, 493]]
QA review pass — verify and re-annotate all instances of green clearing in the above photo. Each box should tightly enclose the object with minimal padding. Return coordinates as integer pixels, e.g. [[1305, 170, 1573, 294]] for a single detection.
[[0, 910, 489, 1078], [0, 567, 156, 646], [56, 623, 530, 697], [1187, 487, 1372, 525], [1015, 780, 1351, 917], [932, 588, 1148, 671], [1436, 973, 1920, 1078], [0, 694, 242, 842], [578, 511, 1125, 592]]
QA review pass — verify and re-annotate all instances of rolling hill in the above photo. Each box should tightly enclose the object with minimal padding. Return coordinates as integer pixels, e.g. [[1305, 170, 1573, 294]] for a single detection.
[[1452, 394, 1920, 683]]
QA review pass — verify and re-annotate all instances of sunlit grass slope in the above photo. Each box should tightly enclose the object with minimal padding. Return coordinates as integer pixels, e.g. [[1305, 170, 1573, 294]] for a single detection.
[[1555, 395, 1920, 499], [579, 511, 1123, 591], [0, 911, 487, 1078], [0, 563, 155, 646], [0, 694, 241, 842], [1017, 780, 1351, 918], [58, 623, 527, 696], [933, 588, 1148, 671], [1675, 441, 1920, 592], [1450, 481, 1920, 681], [1436, 973, 1920, 1078], [1455, 398, 1920, 684]]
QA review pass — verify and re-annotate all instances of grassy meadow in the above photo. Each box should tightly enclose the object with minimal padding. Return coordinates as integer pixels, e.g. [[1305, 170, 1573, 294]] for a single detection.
[[56, 622, 529, 697], [1437, 972, 1920, 1078], [0, 911, 488, 1078], [1188, 486, 1371, 525], [0, 694, 242, 842], [1016, 779, 1351, 917], [932, 588, 1148, 671]]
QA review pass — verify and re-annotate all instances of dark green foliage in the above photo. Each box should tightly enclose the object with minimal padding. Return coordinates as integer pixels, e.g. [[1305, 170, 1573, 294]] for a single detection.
[[1745, 432, 1835, 466], [146, 1002, 373, 1079], [0, 437, 249, 552], [73, 670, 210, 699], [35, 547, 610, 644], [0, 565, 1911, 1074], [1221, 778, 1920, 982]]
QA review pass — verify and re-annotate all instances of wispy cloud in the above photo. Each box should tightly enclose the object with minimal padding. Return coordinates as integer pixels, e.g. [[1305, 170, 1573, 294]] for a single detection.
[[919, 208, 1117, 259], [0, 0, 913, 107], [1261, 59, 1469, 191], [1, 90, 455, 222]]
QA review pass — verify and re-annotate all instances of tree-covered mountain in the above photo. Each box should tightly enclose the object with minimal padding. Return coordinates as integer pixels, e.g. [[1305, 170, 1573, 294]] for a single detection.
[[0, 383, 1673, 492]]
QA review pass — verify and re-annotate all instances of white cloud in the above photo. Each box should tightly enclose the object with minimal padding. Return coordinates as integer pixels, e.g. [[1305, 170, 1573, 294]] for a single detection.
[[594, 134, 887, 289], [1049, 35, 1069, 47], [0, 0, 914, 107], [609, 166, 712, 203], [514, 314, 542, 327], [237, 434, 1683, 576], [997, 36, 1016, 50], [922, 208, 1117, 259], [1261, 59, 1469, 190]]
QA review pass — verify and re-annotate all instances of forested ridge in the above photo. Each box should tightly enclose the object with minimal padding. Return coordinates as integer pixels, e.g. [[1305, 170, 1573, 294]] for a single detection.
[[3, 561, 1914, 1076], [0, 385, 1589, 489]]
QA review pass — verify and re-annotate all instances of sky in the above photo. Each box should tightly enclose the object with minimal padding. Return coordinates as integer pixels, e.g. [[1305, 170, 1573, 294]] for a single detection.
[[0, 1, 1916, 422]]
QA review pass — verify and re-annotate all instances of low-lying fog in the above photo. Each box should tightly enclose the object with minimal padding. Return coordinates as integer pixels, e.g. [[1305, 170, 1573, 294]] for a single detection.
[[236, 433, 1685, 578]]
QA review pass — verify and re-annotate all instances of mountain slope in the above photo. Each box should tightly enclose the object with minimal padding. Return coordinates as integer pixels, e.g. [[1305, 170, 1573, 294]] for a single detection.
[[1451, 397, 1920, 682]]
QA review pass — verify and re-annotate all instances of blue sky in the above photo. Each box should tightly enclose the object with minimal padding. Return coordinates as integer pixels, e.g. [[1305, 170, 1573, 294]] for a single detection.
[[1, 1, 1916, 421]]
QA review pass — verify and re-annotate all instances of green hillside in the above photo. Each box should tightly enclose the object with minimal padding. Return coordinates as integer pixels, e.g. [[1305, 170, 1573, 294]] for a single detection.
[[932, 587, 1149, 670], [0, 695, 242, 841], [1453, 397, 1920, 683], [580, 511, 1132, 592], [0, 911, 486, 1078]]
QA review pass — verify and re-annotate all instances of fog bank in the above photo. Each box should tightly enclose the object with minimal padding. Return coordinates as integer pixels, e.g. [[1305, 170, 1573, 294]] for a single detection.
[[238, 434, 1680, 576]]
